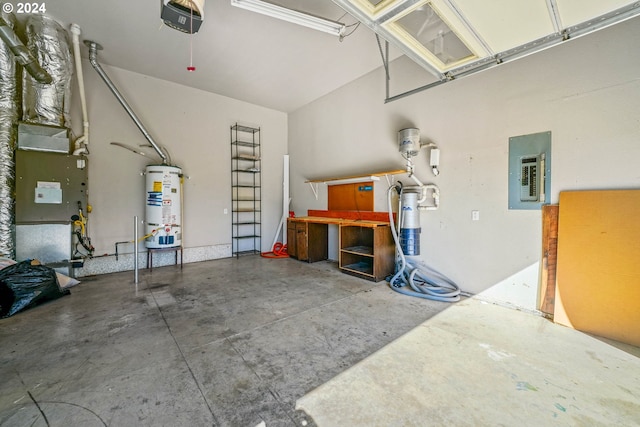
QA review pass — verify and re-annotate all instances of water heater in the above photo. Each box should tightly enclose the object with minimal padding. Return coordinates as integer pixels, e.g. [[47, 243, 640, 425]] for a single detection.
[[145, 164, 182, 248]]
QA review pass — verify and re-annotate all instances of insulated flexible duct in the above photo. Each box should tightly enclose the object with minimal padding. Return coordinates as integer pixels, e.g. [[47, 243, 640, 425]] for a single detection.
[[22, 15, 73, 127], [0, 13, 51, 83], [0, 12, 19, 258]]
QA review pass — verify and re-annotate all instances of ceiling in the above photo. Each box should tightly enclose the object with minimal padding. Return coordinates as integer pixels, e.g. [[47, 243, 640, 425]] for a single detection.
[[41, 1, 640, 113], [45, 0, 395, 113], [334, 0, 640, 80]]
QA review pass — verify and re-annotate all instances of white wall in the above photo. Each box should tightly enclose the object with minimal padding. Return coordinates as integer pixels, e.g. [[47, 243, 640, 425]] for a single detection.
[[288, 18, 640, 310], [70, 61, 287, 275]]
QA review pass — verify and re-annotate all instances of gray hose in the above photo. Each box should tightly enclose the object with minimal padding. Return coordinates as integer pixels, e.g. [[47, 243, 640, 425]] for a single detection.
[[387, 184, 461, 302]]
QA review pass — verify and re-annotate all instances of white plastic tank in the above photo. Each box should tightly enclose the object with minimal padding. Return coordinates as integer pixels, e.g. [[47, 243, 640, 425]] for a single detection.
[[400, 187, 421, 256], [145, 164, 182, 248], [398, 128, 421, 157]]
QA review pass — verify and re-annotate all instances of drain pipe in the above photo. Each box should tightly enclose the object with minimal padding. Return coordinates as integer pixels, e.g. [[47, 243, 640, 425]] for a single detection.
[[85, 40, 168, 164], [70, 24, 89, 156]]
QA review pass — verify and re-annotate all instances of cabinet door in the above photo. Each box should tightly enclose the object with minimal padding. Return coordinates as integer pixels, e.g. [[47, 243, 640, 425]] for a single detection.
[[296, 222, 308, 261], [287, 220, 297, 258]]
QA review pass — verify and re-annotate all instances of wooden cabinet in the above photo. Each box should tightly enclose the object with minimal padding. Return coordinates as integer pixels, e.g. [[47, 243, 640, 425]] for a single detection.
[[287, 217, 395, 281], [287, 220, 297, 258], [339, 223, 394, 282], [287, 219, 328, 263]]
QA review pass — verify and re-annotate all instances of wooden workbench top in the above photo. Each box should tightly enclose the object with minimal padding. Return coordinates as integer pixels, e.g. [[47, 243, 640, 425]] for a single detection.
[[288, 216, 390, 227]]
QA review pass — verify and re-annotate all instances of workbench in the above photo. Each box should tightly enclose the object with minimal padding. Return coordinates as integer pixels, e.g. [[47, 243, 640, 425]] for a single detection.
[[287, 216, 395, 282]]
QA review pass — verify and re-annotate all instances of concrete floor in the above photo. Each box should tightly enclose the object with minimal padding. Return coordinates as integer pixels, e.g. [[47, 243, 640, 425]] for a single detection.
[[1, 256, 638, 426], [0, 256, 450, 426], [298, 298, 640, 426]]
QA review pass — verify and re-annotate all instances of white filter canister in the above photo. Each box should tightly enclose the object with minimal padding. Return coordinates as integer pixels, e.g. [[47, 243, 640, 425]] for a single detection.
[[398, 128, 421, 157], [145, 164, 182, 248], [400, 189, 421, 256]]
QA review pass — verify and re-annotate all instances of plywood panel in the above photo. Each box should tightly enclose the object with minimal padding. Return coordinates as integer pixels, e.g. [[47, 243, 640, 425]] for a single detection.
[[328, 182, 374, 211], [555, 190, 640, 346]]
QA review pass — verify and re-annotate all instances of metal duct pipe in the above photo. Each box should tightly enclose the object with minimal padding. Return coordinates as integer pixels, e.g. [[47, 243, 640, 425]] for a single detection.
[[85, 41, 168, 164], [0, 12, 18, 258], [0, 14, 51, 84]]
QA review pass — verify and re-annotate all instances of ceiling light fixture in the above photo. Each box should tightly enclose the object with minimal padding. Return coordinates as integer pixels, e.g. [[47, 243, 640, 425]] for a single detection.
[[230, 0, 345, 36]]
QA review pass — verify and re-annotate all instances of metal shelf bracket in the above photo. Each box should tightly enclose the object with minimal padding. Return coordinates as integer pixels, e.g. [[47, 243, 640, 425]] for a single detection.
[[309, 182, 319, 200]]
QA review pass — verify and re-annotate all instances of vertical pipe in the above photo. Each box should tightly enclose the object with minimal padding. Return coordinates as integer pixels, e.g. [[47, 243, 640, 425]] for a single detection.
[[270, 154, 290, 249], [69, 24, 89, 155], [385, 40, 389, 100], [134, 215, 139, 284], [282, 154, 289, 242]]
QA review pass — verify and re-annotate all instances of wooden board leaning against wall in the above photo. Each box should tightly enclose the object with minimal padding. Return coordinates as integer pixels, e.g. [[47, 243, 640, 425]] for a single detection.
[[554, 189, 640, 347]]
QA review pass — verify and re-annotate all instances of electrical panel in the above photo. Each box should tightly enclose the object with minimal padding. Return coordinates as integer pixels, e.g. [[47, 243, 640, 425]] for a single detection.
[[519, 153, 547, 202], [508, 132, 551, 210]]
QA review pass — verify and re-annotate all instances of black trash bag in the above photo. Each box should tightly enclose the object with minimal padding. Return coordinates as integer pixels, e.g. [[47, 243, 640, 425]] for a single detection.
[[0, 261, 70, 318]]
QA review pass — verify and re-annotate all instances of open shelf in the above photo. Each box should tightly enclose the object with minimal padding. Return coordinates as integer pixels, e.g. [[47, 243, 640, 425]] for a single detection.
[[339, 223, 394, 282], [232, 169, 260, 173], [341, 257, 374, 277], [305, 169, 406, 183], [232, 124, 259, 134], [341, 245, 374, 256], [234, 249, 260, 256], [232, 155, 260, 161], [231, 123, 261, 257], [343, 263, 374, 276], [231, 141, 259, 148]]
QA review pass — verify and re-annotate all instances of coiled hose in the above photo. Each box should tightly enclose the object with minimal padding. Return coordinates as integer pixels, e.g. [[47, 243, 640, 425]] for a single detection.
[[387, 183, 461, 302], [261, 242, 289, 258]]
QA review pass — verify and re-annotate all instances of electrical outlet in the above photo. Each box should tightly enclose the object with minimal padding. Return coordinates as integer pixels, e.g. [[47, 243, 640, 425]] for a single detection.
[[472, 210, 480, 221]]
